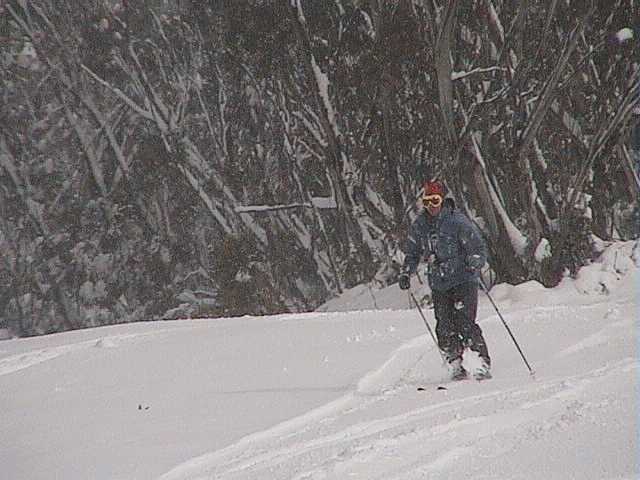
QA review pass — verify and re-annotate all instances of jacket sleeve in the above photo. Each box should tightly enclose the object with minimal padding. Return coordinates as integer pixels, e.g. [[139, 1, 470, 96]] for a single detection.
[[402, 220, 424, 275], [457, 214, 487, 270]]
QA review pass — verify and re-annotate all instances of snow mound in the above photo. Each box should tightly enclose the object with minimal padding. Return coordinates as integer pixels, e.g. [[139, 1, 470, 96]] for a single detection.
[[321, 241, 640, 313], [94, 337, 118, 348], [498, 279, 547, 305], [572, 241, 638, 295], [356, 335, 431, 395]]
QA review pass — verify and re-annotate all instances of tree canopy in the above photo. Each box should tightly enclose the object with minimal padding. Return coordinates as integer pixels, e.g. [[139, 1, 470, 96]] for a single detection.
[[1, 0, 638, 335]]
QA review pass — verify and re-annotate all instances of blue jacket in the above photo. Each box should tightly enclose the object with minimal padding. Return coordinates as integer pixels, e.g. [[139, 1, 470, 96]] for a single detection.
[[403, 202, 487, 291]]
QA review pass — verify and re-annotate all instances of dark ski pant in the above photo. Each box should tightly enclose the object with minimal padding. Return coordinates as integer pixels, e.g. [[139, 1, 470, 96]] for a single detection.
[[432, 280, 490, 366]]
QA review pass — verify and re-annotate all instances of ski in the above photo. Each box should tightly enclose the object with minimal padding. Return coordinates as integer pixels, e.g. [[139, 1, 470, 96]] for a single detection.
[[417, 374, 492, 391]]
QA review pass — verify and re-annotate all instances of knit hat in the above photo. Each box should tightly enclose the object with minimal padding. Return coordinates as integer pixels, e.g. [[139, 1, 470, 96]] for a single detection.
[[423, 180, 446, 198]]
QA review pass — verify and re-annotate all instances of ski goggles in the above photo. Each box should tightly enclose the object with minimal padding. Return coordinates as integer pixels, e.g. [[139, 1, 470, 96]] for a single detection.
[[422, 194, 443, 207]]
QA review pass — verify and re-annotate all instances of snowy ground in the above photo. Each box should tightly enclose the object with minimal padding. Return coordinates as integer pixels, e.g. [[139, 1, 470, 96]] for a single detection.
[[1, 241, 638, 480]]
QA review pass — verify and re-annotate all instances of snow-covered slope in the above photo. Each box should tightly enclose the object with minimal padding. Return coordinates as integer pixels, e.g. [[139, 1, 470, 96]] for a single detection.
[[1, 241, 638, 480]]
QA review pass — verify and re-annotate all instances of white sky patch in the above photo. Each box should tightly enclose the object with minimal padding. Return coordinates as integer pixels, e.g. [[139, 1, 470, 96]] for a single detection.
[[615, 27, 634, 43]]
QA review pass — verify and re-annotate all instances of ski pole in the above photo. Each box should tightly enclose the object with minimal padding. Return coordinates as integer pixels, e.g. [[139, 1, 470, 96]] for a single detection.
[[409, 292, 446, 363], [479, 279, 535, 377]]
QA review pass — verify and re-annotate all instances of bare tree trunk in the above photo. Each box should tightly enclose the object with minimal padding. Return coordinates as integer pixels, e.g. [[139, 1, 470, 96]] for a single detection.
[[509, 3, 590, 256], [434, 0, 459, 148], [618, 144, 640, 200], [274, 80, 344, 292], [380, 74, 405, 222], [288, 0, 365, 267]]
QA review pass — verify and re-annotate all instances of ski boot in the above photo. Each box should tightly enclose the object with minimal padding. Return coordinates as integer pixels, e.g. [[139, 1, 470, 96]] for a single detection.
[[449, 358, 468, 381], [473, 359, 492, 381]]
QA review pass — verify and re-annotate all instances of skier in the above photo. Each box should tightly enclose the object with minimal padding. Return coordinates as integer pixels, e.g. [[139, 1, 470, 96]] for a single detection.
[[398, 180, 492, 381]]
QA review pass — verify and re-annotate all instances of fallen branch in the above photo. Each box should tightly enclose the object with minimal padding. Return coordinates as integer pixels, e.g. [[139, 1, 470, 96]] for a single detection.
[[235, 197, 337, 213]]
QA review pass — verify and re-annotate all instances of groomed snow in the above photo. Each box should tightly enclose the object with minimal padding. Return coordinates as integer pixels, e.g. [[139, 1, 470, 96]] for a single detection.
[[1, 241, 638, 480]]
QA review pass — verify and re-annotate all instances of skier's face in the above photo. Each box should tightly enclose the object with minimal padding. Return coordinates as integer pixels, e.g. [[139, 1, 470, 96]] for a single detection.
[[423, 194, 443, 216]]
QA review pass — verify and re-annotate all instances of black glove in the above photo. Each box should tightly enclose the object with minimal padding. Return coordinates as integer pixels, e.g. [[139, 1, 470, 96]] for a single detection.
[[398, 273, 410, 290], [466, 254, 484, 272]]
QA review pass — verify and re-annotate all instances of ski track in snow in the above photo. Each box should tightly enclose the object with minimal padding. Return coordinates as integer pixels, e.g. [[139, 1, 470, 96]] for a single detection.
[[0, 295, 626, 378], [158, 296, 637, 480], [555, 314, 630, 358], [161, 358, 636, 480], [0, 336, 129, 376], [0, 327, 191, 376]]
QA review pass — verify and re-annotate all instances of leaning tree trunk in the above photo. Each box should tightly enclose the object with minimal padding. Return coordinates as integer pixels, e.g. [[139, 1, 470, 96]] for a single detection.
[[430, 0, 528, 280], [289, 0, 369, 276]]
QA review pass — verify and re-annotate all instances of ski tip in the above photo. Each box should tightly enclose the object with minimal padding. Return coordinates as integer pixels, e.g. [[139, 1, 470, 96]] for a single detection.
[[417, 387, 426, 391], [436, 385, 447, 390]]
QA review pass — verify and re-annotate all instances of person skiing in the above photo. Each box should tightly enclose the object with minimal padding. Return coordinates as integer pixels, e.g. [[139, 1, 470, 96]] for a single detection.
[[398, 180, 492, 381]]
